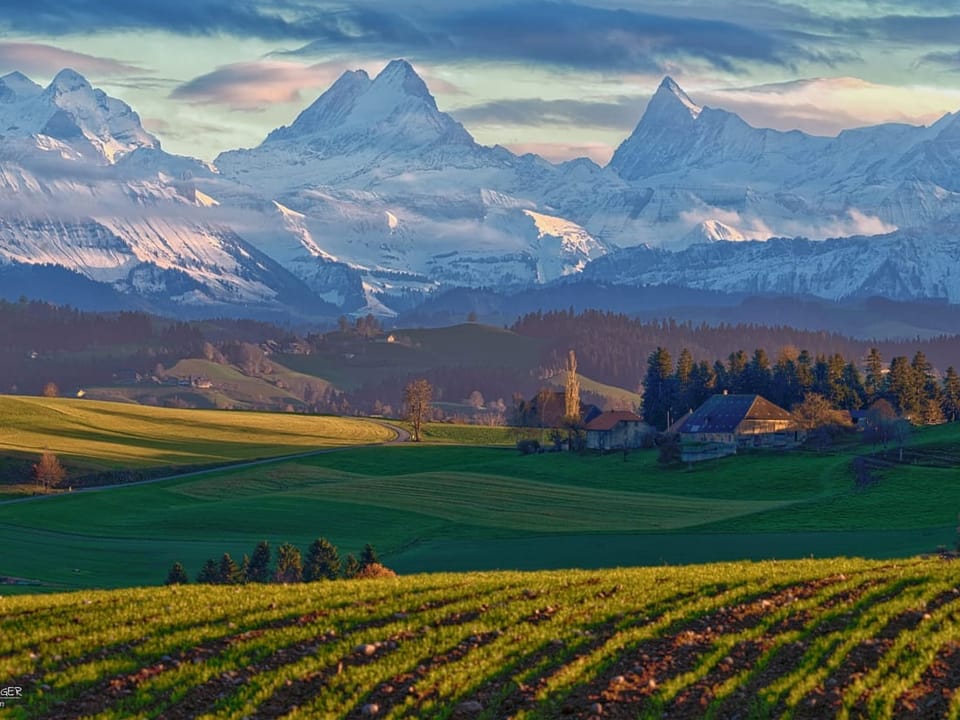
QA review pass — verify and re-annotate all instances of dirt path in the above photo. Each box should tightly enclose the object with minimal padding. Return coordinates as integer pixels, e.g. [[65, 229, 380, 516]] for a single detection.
[[0, 418, 408, 506]]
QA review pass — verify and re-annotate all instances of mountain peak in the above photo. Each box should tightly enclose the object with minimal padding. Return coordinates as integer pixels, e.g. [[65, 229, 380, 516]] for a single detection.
[[651, 76, 700, 120], [372, 59, 432, 100], [48, 68, 92, 94], [0, 71, 42, 101]]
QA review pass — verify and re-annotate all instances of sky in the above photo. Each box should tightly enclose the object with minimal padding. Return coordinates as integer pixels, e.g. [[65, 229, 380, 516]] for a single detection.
[[3, 0, 960, 164]]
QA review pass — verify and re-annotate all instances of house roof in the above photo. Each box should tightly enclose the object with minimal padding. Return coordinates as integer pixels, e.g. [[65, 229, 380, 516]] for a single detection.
[[676, 394, 794, 434], [585, 410, 645, 431]]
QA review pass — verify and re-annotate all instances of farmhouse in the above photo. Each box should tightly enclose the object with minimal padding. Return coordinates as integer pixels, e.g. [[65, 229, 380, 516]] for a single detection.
[[676, 393, 802, 461], [585, 411, 652, 450]]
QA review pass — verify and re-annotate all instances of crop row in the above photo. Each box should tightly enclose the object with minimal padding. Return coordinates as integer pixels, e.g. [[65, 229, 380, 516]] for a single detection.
[[2, 557, 959, 719]]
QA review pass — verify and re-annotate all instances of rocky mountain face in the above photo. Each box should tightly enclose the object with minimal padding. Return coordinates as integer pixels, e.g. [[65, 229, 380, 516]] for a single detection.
[[2, 64, 960, 318]]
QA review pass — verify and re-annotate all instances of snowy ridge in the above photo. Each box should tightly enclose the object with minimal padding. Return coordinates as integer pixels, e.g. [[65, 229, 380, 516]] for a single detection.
[[1, 64, 960, 317]]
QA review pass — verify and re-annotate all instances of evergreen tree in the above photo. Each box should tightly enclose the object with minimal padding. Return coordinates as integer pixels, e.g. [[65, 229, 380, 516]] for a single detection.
[[771, 356, 799, 409], [888, 356, 919, 418], [359, 543, 379, 570], [239, 554, 251, 583], [304, 537, 341, 581], [864, 348, 885, 401], [796, 350, 815, 395], [943, 367, 960, 421], [196, 558, 219, 584], [727, 350, 749, 393], [166, 561, 189, 585], [275, 543, 303, 583], [343, 553, 361, 579], [747, 348, 771, 397], [642, 347, 676, 429], [219, 553, 240, 585], [687, 360, 716, 411], [838, 362, 866, 410], [248, 541, 272, 583]]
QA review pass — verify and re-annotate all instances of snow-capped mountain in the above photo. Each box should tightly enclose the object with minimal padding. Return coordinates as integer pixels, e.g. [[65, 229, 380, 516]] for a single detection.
[[0, 68, 158, 163], [0, 70, 337, 317], [604, 76, 960, 246], [214, 60, 613, 298], [4, 63, 960, 318], [582, 220, 960, 302]]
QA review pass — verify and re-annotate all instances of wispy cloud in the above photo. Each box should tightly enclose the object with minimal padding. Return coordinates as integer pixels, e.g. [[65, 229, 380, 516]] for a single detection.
[[287, 1, 820, 74], [453, 97, 643, 131], [170, 60, 355, 110], [696, 77, 960, 136], [0, 42, 144, 77]]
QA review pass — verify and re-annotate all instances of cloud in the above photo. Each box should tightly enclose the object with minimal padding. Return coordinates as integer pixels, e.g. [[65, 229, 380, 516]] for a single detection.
[[170, 60, 354, 110], [0, 42, 144, 77], [916, 50, 960, 72], [843, 14, 960, 45], [452, 97, 643, 131], [678, 204, 896, 245], [695, 77, 960, 136], [284, 1, 819, 74]]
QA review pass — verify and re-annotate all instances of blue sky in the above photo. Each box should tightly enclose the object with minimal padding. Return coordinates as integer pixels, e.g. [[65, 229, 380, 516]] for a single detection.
[[3, 0, 960, 163]]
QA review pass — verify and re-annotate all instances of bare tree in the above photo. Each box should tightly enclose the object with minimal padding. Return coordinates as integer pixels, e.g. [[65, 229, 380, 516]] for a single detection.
[[33, 452, 66, 491], [42, 382, 59, 398], [403, 379, 433, 442]]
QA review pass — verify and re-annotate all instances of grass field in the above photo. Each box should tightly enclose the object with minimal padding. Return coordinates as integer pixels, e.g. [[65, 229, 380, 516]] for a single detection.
[[2, 422, 960, 590], [0, 396, 394, 501], [4, 557, 960, 719]]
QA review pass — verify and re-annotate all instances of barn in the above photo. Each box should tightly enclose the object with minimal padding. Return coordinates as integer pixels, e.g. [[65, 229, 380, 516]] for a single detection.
[[675, 393, 802, 461], [585, 411, 653, 451]]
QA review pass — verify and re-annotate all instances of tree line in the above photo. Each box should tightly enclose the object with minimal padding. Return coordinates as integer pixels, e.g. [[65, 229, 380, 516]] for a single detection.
[[165, 539, 389, 585], [511, 309, 960, 394], [641, 345, 960, 430]]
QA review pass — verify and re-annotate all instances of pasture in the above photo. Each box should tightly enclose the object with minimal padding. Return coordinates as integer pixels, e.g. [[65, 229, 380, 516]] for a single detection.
[[4, 557, 960, 719], [2, 427, 959, 590], [0, 395, 395, 498]]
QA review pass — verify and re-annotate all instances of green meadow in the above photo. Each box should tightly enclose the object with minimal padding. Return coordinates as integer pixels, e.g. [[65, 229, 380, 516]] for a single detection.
[[0, 395, 394, 470], [2, 423, 959, 590]]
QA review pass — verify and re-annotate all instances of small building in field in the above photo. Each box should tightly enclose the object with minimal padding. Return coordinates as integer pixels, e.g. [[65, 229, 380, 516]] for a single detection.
[[585, 411, 652, 451], [676, 393, 802, 461]]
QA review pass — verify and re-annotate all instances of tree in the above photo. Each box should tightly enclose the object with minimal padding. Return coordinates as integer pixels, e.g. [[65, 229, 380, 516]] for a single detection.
[[359, 543, 379, 570], [864, 348, 885, 401], [943, 367, 960, 421], [33, 452, 66, 491], [42, 381, 59, 398], [864, 399, 898, 447], [642, 347, 676, 430], [219, 553, 241, 584], [791, 393, 835, 432], [165, 561, 189, 585], [196, 558, 219, 584], [467, 390, 485, 409], [304, 537, 341, 581], [247, 540, 272, 583], [275, 543, 303, 583], [343, 553, 361, 579], [403, 379, 433, 442]]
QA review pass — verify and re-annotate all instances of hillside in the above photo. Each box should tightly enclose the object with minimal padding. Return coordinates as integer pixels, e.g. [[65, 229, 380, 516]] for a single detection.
[[0, 396, 394, 497], [4, 558, 960, 719]]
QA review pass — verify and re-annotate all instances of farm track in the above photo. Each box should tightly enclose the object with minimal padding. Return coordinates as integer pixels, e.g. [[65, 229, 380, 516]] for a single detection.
[[6, 559, 960, 720]]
